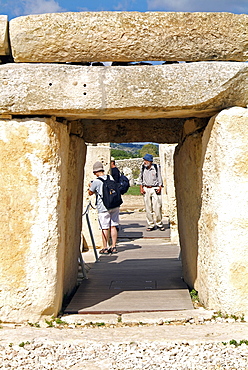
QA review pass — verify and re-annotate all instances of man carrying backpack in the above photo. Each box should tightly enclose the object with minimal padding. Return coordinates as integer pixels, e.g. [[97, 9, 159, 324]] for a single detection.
[[139, 153, 165, 231], [88, 161, 122, 254]]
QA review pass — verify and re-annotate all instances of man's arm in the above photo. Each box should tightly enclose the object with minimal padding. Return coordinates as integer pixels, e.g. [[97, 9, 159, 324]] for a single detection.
[[88, 181, 95, 196], [138, 166, 146, 194], [140, 184, 146, 194], [155, 165, 163, 194]]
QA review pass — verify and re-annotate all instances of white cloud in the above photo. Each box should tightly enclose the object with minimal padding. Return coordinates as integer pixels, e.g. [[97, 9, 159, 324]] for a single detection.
[[114, 0, 137, 11], [11, 0, 64, 17], [24, 0, 64, 15], [147, 0, 248, 13]]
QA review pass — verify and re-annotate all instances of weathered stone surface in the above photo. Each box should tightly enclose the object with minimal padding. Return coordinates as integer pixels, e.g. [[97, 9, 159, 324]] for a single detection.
[[0, 117, 75, 322], [174, 119, 205, 289], [175, 107, 248, 315], [75, 119, 185, 143], [0, 62, 248, 121], [159, 144, 179, 244], [63, 135, 86, 297], [9, 12, 248, 63], [0, 15, 9, 55]]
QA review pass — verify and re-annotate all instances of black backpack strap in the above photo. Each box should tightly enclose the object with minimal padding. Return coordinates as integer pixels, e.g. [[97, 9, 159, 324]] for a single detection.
[[153, 163, 158, 176], [95, 175, 108, 202], [141, 164, 145, 182]]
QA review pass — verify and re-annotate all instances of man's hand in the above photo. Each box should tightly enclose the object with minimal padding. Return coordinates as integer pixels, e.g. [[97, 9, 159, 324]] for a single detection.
[[140, 185, 146, 195], [155, 186, 162, 195]]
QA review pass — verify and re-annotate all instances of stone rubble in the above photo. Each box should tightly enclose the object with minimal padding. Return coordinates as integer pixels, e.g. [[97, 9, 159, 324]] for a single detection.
[[0, 338, 248, 369]]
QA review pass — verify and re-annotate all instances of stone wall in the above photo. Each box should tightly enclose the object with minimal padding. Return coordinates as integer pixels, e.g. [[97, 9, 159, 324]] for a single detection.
[[175, 108, 248, 315], [116, 157, 160, 183]]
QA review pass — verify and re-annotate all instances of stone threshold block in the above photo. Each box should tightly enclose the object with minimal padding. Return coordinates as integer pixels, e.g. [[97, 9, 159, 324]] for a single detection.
[[0, 62, 248, 120], [9, 12, 248, 63], [0, 15, 9, 55]]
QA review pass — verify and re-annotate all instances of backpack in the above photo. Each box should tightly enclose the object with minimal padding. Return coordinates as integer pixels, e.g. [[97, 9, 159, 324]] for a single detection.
[[98, 175, 123, 209], [119, 174, 130, 195]]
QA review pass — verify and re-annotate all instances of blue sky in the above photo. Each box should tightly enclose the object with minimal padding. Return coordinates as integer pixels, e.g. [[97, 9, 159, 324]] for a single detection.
[[0, 0, 248, 20]]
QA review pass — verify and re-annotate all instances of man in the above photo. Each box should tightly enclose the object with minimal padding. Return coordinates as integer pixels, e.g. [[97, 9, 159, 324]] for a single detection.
[[88, 161, 119, 254], [139, 153, 164, 231], [110, 160, 120, 183]]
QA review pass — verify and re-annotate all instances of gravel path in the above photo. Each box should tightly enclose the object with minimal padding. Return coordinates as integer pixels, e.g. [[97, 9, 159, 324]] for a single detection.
[[1, 336, 248, 370], [0, 320, 248, 369]]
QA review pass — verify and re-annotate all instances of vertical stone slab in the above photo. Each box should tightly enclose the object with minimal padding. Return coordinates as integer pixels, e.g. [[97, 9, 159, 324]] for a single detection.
[[82, 144, 111, 249], [198, 107, 248, 315], [0, 117, 69, 322], [63, 135, 86, 297], [0, 15, 9, 55], [159, 144, 179, 244], [174, 124, 203, 288], [175, 108, 248, 315]]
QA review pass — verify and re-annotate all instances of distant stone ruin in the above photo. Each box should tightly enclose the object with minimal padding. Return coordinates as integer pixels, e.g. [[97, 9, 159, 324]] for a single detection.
[[0, 11, 248, 322]]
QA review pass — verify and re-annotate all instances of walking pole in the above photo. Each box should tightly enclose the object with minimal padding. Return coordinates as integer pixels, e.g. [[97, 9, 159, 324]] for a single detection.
[[84, 202, 99, 262]]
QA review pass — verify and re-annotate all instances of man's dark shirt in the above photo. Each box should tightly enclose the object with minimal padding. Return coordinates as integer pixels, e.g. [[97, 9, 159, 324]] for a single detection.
[[111, 167, 120, 183]]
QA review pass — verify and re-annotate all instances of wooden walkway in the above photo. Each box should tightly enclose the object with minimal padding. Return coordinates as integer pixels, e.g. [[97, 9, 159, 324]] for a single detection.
[[65, 216, 193, 314]]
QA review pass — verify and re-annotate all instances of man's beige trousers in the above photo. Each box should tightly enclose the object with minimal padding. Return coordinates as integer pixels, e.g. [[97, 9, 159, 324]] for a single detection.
[[143, 187, 163, 228]]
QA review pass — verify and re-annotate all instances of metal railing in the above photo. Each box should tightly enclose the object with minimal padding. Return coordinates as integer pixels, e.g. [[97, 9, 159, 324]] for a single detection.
[[82, 201, 99, 262]]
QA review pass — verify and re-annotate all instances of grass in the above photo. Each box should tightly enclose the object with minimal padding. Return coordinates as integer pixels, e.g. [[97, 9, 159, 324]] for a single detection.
[[126, 185, 141, 196], [189, 289, 199, 302], [222, 339, 248, 346]]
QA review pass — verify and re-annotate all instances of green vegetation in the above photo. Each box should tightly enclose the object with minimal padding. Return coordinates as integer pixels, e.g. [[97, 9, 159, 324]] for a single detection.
[[189, 289, 199, 302], [45, 316, 68, 327], [111, 142, 159, 160], [212, 311, 245, 322], [28, 322, 40, 328], [90, 322, 105, 326], [111, 149, 138, 160], [45, 319, 55, 327], [138, 143, 159, 158], [19, 341, 30, 347], [126, 186, 141, 196], [222, 339, 248, 346]]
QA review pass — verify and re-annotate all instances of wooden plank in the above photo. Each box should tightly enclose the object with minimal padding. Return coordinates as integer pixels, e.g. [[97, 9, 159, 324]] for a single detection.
[[65, 242, 193, 314]]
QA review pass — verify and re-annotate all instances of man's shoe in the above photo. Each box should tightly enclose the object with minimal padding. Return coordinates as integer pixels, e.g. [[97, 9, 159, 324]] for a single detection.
[[146, 227, 156, 231], [158, 226, 165, 231]]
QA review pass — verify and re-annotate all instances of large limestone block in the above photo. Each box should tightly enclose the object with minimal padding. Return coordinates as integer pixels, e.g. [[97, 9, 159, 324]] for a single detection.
[[63, 135, 86, 297], [174, 120, 205, 288], [0, 62, 248, 120], [159, 144, 179, 244], [76, 118, 184, 144], [0, 117, 69, 322], [0, 15, 9, 55], [198, 107, 248, 315], [175, 107, 248, 315], [9, 12, 248, 63]]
